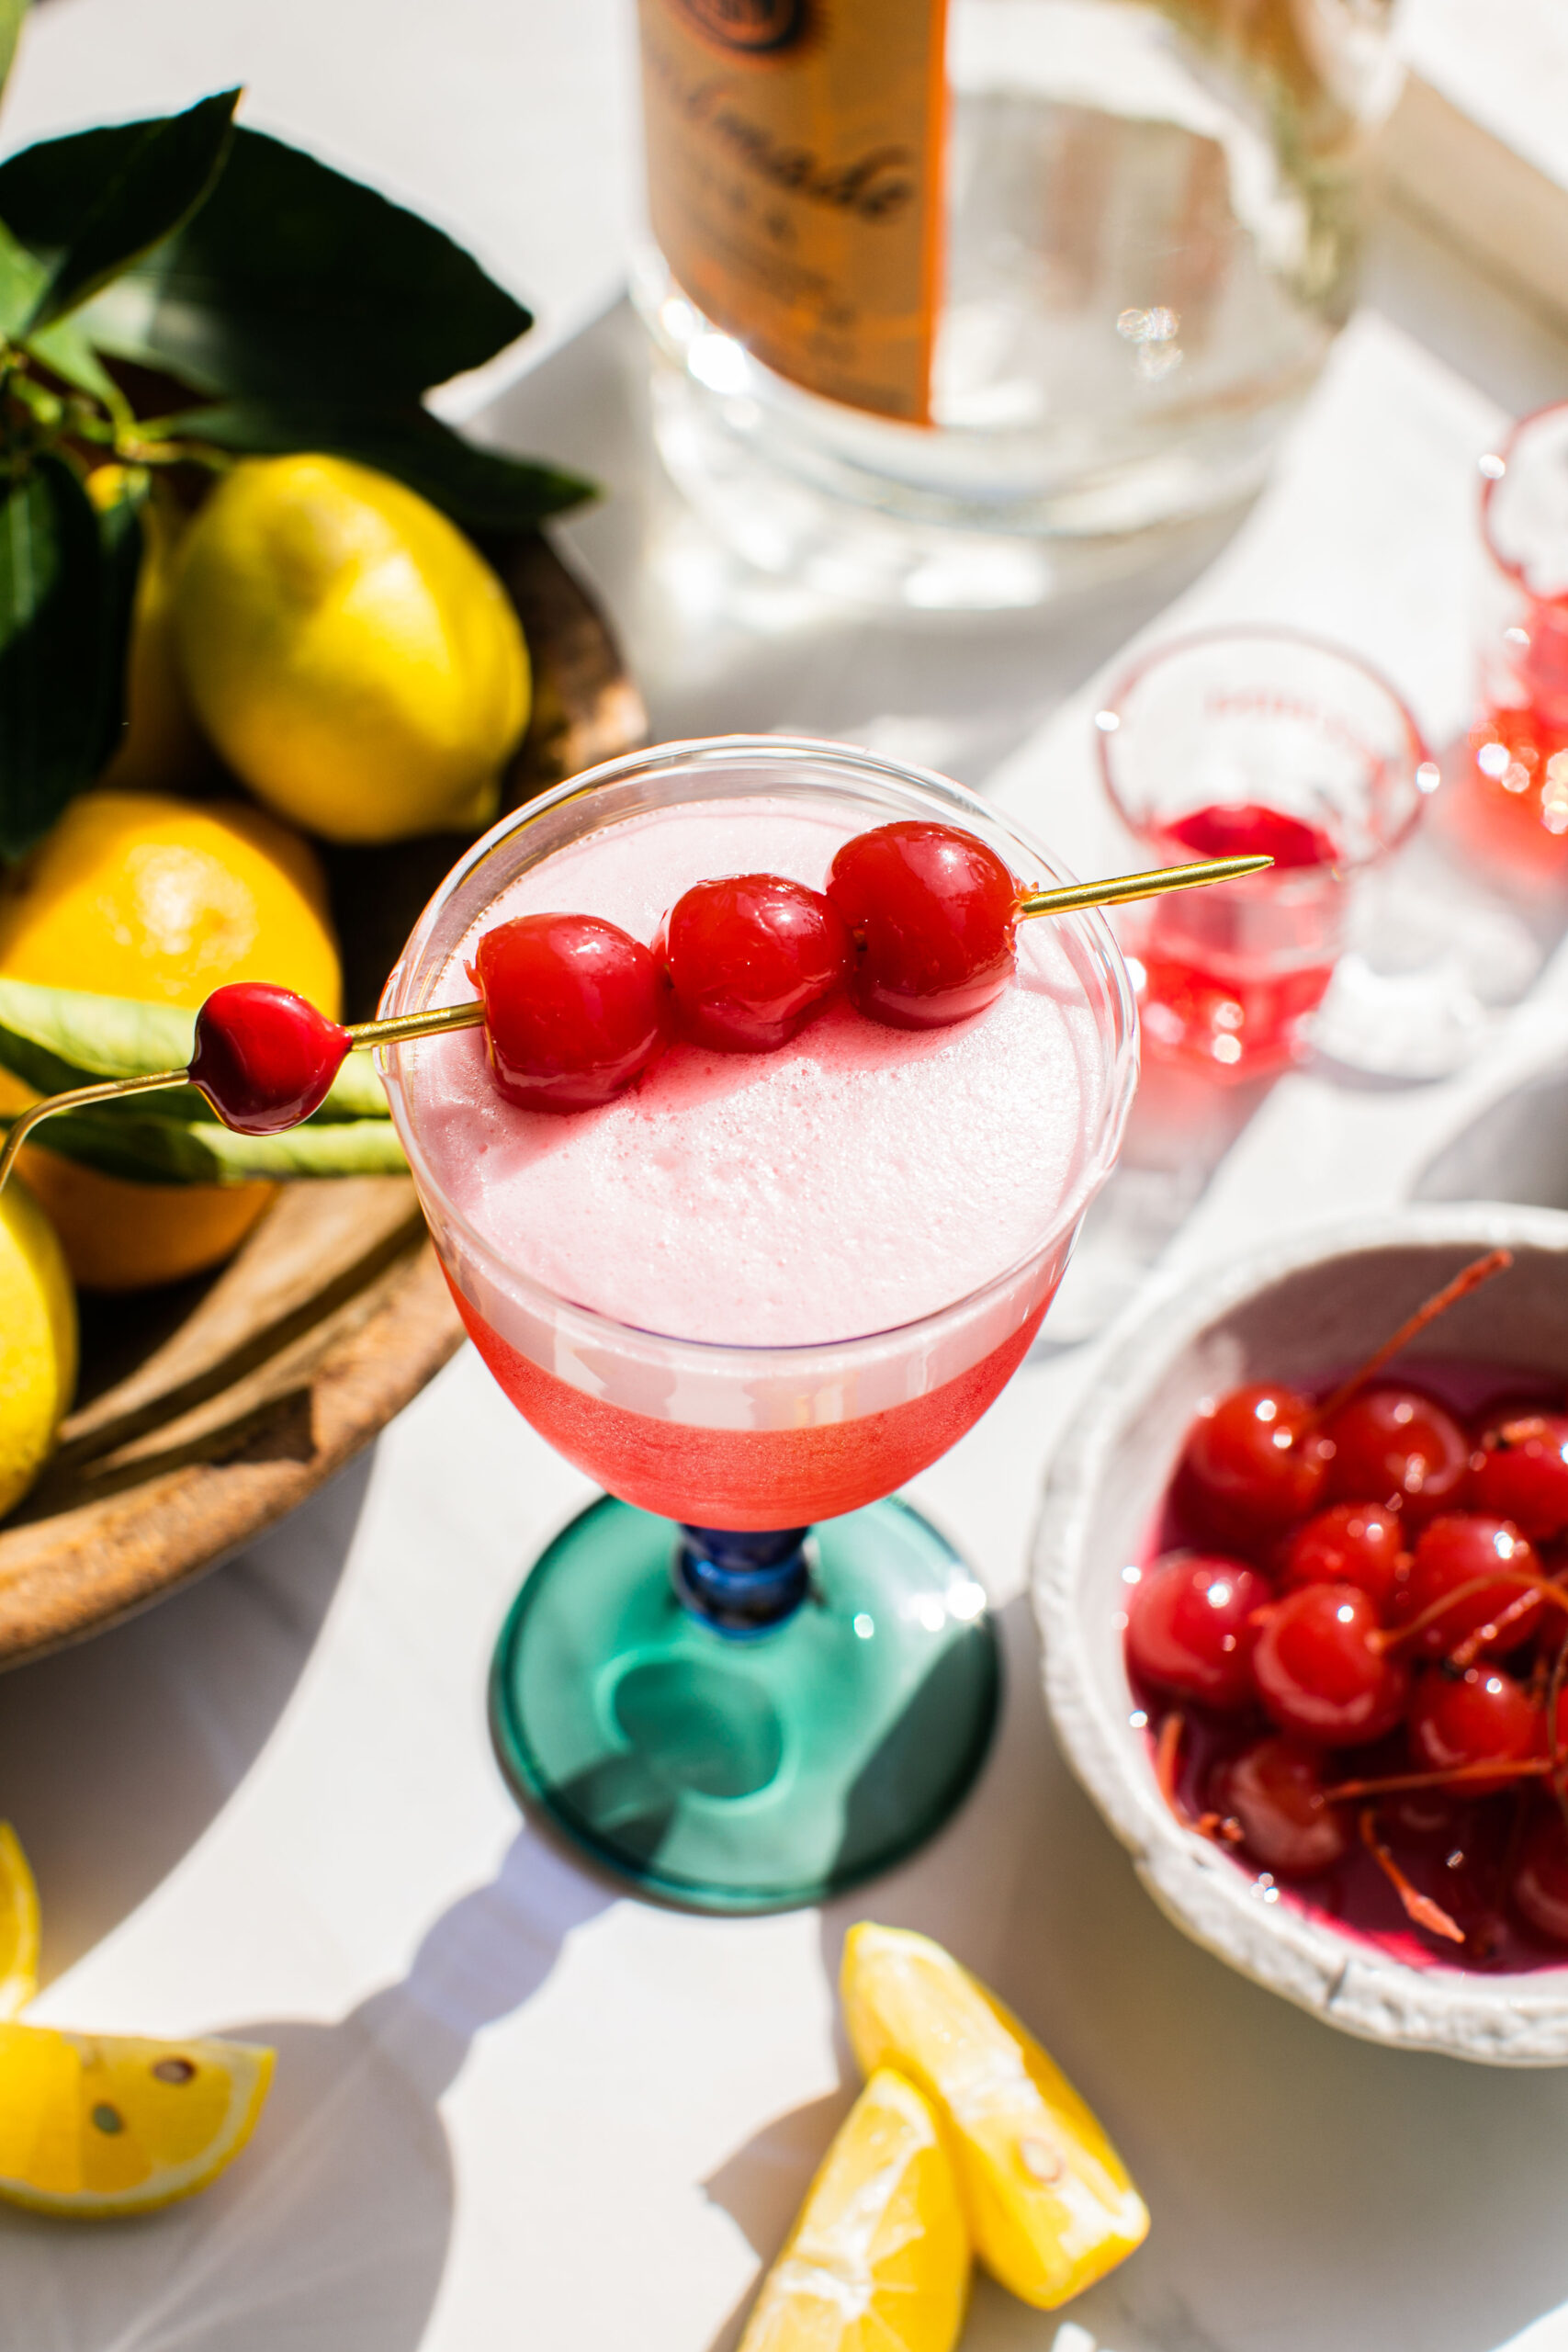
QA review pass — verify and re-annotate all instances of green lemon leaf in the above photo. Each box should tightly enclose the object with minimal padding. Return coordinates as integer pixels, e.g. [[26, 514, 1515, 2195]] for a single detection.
[[0, 213, 47, 336], [6, 1104, 406, 1184], [0, 0, 28, 111], [76, 125, 532, 401], [0, 90, 239, 333], [25, 311, 127, 411], [0, 454, 117, 859], [152, 396, 594, 531], [0, 975, 389, 1119]]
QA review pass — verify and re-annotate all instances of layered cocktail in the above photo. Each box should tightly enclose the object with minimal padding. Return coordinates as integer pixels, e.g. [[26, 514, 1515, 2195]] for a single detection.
[[378, 738, 1137, 1907]]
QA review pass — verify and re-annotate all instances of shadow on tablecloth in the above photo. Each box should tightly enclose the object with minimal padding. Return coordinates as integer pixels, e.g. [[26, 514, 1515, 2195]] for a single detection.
[[0, 1828, 613, 2351]]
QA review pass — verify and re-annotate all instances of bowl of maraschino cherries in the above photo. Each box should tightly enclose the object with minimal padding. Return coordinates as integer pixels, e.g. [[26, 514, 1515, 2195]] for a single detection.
[[1035, 1208, 1568, 2064]]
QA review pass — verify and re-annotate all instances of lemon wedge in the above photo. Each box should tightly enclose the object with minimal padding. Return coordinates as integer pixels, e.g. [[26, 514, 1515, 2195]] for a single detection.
[[0, 2022, 275, 2216], [739, 2067, 969, 2352], [0, 1825, 39, 2020], [840, 1924, 1148, 2310]]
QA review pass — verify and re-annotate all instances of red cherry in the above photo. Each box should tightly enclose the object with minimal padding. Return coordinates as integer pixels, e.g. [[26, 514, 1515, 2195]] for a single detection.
[[1407, 1667, 1542, 1796], [1467, 1412, 1568, 1540], [1124, 1553, 1270, 1709], [826, 821, 1018, 1030], [1167, 803, 1334, 871], [1179, 1383, 1332, 1539], [656, 873, 850, 1053], [1403, 1514, 1544, 1659], [1251, 1584, 1408, 1746], [1280, 1501, 1408, 1612], [1322, 1386, 1470, 1524], [471, 914, 671, 1113], [1513, 1812, 1568, 1944], [1213, 1735, 1350, 1873], [188, 982, 350, 1136]]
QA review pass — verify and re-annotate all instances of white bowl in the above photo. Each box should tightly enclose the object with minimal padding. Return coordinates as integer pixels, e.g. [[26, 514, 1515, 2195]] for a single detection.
[[1032, 1204, 1568, 2065]]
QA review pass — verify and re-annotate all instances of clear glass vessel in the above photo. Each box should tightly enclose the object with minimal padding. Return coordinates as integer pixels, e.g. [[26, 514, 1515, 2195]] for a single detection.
[[634, 0, 1404, 607], [379, 737, 1137, 1910], [1098, 628, 1430, 1079]]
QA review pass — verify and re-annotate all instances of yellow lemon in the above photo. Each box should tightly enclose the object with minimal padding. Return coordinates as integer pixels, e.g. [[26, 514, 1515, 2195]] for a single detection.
[[89, 471, 215, 795], [0, 1826, 40, 2019], [0, 789, 342, 1290], [173, 453, 530, 842], [840, 1924, 1149, 2310], [0, 2021, 274, 2216], [0, 1176, 76, 1517], [739, 2069, 969, 2352]]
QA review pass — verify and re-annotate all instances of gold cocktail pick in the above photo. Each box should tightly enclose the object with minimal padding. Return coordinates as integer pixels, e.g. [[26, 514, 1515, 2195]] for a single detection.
[[0, 850, 1269, 1195]]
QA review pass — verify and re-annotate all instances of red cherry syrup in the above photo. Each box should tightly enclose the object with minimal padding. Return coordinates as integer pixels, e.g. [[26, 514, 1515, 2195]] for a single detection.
[[1135, 801, 1340, 1079]]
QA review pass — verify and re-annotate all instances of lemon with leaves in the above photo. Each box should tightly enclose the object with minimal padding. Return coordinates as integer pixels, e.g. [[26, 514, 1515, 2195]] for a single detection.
[[174, 454, 531, 842], [0, 789, 342, 1290], [0, 1175, 76, 1519]]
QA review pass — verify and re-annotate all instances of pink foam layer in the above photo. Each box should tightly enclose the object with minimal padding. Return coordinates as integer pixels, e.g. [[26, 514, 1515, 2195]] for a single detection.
[[403, 797, 1106, 1346]]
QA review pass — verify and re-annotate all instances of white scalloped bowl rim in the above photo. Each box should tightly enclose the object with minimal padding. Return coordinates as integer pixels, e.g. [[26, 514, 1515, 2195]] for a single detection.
[[1032, 1204, 1568, 2066]]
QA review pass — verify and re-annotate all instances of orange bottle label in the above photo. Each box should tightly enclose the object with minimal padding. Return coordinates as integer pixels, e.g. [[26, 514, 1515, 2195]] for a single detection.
[[637, 0, 949, 424]]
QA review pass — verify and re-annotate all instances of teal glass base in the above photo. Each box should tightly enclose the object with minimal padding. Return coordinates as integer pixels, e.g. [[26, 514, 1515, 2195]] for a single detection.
[[489, 1496, 1000, 1913]]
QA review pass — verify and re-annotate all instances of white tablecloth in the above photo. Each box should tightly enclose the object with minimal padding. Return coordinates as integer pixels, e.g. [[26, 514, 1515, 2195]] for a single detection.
[[5, 6, 1568, 2349]]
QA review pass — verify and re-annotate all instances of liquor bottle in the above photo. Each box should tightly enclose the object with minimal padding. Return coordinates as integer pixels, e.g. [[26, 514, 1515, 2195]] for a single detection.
[[634, 0, 1404, 607]]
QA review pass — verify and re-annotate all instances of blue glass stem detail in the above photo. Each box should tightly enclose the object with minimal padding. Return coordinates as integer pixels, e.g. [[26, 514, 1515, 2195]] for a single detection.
[[673, 1523, 813, 1635]]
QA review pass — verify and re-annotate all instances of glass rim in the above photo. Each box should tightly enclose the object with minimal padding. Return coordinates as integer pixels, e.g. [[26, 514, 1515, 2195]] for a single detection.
[[1093, 623, 1435, 870], [377, 732, 1140, 1368], [1480, 398, 1568, 591]]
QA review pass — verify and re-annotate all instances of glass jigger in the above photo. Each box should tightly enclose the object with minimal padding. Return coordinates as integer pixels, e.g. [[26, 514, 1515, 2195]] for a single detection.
[[378, 739, 1136, 1912], [1456, 401, 1568, 881], [1098, 629, 1431, 1081]]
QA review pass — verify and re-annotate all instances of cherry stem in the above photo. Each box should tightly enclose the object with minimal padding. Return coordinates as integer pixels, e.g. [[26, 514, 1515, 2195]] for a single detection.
[[1306, 1249, 1514, 1432], [1359, 1806, 1467, 1942], [1015, 853, 1272, 922], [0, 999, 490, 1200], [1447, 1575, 1565, 1671], [1375, 1568, 1568, 1657], [1154, 1709, 1187, 1817], [1333, 1758, 1551, 1800]]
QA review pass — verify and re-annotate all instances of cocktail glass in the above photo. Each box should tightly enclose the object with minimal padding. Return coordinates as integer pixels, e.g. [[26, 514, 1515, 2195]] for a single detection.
[[1458, 401, 1568, 880], [378, 737, 1136, 1912], [1098, 628, 1431, 1081]]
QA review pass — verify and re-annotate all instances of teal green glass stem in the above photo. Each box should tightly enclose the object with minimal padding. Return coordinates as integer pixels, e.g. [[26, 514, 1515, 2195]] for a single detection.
[[489, 1496, 1000, 1913]]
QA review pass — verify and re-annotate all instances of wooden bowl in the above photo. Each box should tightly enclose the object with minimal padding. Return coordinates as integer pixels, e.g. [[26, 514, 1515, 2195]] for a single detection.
[[0, 533, 645, 1667], [1033, 1205, 1568, 2065]]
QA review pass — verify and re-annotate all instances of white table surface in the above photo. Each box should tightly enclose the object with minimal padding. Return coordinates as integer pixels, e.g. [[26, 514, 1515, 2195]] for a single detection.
[[6, 7, 1568, 2350]]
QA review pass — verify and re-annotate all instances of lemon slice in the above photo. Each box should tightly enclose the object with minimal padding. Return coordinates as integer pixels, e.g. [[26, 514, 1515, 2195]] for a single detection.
[[0, 2021, 275, 2216], [739, 2067, 969, 2352], [840, 1924, 1148, 2310], [0, 1825, 39, 2019]]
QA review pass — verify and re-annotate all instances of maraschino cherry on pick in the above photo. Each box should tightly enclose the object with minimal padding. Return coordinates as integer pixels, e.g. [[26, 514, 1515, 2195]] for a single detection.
[[0, 828, 1272, 1190], [189, 984, 351, 1134], [658, 874, 850, 1052]]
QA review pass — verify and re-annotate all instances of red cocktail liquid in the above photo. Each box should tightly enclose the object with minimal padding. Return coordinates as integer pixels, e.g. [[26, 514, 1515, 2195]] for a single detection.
[[1132, 803, 1339, 1079], [449, 1278, 1059, 1529]]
